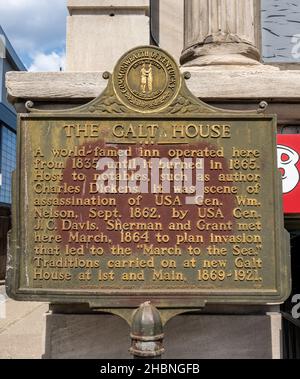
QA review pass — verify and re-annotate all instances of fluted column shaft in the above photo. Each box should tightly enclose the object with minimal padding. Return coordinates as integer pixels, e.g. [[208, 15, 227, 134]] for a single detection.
[[181, 0, 261, 66]]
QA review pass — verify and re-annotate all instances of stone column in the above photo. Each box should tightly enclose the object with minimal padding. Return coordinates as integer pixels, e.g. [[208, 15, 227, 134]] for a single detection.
[[66, 0, 150, 72], [180, 0, 261, 66]]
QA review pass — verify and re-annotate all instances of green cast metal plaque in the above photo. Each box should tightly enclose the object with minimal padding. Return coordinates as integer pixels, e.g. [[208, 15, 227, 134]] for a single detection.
[[6, 46, 291, 308]]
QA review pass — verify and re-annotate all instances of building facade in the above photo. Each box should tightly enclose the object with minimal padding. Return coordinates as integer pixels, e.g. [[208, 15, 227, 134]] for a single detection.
[[0, 26, 26, 279]]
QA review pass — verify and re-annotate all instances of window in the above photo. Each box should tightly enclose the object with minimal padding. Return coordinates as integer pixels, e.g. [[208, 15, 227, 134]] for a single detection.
[[262, 0, 300, 63], [0, 125, 16, 204]]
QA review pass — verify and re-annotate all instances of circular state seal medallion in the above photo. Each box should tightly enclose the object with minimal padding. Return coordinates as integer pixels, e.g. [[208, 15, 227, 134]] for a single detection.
[[113, 46, 181, 113]]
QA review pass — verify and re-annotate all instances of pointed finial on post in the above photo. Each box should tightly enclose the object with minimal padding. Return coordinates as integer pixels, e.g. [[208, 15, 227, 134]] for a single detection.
[[130, 301, 164, 359]]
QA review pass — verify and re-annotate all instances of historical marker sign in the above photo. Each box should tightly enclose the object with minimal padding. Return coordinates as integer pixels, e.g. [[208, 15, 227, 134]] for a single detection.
[[7, 47, 290, 308]]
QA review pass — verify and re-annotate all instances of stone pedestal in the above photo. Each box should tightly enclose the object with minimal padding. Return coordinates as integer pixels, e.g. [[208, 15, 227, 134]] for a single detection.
[[66, 0, 150, 72], [181, 0, 261, 66], [5, 0, 296, 361], [44, 311, 282, 359]]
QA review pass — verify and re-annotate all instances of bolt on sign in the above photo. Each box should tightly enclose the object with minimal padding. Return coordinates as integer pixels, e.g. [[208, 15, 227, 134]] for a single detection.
[[7, 46, 291, 308]]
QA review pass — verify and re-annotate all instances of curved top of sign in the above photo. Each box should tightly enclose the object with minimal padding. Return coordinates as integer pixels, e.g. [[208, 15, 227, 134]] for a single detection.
[[25, 45, 267, 116]]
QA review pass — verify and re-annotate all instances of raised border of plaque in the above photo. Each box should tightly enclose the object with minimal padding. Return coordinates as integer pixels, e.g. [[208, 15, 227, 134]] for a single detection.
[[6, 46, 291, 309]]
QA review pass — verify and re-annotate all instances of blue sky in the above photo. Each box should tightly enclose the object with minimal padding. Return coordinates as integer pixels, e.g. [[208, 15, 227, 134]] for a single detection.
[[0, 0, 67, 71], [1, 0, 300, 70]]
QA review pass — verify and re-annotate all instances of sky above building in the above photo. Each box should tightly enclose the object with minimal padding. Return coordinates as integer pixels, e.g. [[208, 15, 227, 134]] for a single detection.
[[0, 0, 67, 71], [0, 0, 299, 72]]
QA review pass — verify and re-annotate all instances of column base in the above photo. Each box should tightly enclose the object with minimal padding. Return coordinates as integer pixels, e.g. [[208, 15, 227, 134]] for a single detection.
[[180, 39, 261, 67]]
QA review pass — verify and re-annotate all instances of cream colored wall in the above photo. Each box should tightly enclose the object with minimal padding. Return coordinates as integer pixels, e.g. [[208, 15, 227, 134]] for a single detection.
[[158, 0, 184, 64], [66, 0, 150, 72]]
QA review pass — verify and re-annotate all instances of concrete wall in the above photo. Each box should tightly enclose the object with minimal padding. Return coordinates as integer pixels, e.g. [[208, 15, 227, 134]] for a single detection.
[[66, 0, 150, 72]]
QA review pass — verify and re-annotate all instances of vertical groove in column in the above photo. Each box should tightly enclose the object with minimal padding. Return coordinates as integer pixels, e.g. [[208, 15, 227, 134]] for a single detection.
[[207, 0, 211, 36], [193, 0, 201, 46], [235, 0, 239, 37], [218, 0, 226, 33], [185, 0, 200, 49], [217, 0, 222, 32]]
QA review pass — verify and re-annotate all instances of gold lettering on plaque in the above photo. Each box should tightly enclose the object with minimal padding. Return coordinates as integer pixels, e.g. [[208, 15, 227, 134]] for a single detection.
[[10, 45, 289, 307]]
